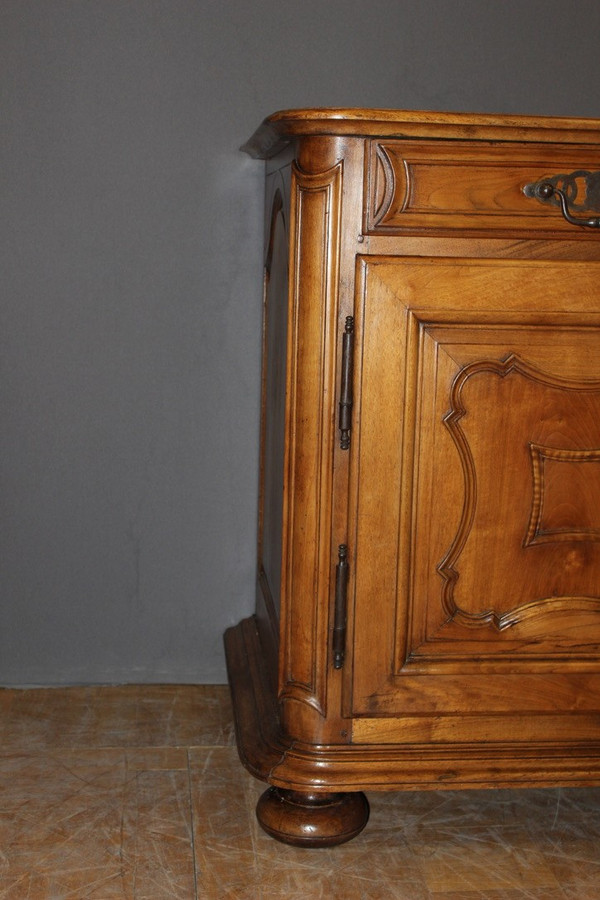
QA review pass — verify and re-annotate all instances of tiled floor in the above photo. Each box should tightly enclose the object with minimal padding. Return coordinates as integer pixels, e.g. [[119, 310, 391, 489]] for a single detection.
[[1, 685, 599, 899]]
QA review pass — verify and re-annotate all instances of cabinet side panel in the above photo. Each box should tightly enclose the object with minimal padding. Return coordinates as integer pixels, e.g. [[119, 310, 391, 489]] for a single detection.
[[256, 171, 291, 678], [280, 157, 343, 720]]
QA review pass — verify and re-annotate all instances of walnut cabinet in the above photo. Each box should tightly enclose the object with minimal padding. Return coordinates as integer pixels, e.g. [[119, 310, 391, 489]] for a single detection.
[[224, 109, 600, 846]]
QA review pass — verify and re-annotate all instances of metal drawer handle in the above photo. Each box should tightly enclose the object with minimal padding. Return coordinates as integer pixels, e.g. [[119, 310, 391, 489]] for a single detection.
[[523, 170, 600, 229]]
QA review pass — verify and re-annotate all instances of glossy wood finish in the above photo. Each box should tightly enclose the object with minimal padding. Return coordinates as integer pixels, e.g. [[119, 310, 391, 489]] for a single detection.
[[256, 787, 369, 847], [227, 109, 600, 845], [367, 140, 600, 235], [241, 108, 600, 158]]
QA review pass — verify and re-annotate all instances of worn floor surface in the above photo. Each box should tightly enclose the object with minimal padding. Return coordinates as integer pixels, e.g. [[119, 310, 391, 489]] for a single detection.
[[0, 684, 599, 898]]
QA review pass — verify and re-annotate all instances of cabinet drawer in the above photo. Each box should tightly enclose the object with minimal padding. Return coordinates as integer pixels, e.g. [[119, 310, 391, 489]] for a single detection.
[[367, 139, 600, 235]]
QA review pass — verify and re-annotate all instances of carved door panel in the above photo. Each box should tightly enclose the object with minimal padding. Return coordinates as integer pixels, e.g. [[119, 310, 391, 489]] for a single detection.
[[348, 255, 600, 744]]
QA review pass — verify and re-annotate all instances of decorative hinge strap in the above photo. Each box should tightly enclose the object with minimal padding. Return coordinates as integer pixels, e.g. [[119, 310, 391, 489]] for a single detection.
[[333, 544, 349, 669], [339, 316, 355, 450]]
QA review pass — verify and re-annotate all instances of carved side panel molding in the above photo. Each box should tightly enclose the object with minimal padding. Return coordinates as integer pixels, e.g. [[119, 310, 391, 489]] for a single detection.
[[370, 143, 407, 225], [280, 159, 343, 717]]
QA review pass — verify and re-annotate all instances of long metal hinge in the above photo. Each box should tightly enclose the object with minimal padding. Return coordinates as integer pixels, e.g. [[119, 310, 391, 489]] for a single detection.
[[332, 544, 349, 669], [339, 316, 354, 450]]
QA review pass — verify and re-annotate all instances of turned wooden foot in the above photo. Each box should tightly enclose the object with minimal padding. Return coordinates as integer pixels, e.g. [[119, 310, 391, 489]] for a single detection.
[[256, 787, 369, 847]]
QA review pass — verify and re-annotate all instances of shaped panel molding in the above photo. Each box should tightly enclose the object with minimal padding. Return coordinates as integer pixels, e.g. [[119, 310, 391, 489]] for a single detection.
[[438, 353, 600, 631], [526, 444, 600, 546]]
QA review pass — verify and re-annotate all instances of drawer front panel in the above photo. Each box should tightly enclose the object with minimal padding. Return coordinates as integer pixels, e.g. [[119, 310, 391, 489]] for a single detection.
[[367, 140, 600, 235]]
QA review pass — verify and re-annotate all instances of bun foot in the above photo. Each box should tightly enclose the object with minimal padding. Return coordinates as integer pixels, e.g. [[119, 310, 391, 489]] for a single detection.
[[256, 787, 369, 847]]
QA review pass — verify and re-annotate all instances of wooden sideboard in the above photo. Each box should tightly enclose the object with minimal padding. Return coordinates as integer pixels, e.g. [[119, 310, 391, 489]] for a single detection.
[[225, 109, 600, 846]]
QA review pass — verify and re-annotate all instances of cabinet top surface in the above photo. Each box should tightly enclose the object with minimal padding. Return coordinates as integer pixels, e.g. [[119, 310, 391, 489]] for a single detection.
[[242, 108, 600, 159]]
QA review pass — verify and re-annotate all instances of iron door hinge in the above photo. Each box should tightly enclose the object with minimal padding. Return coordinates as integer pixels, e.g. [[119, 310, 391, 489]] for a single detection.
[[333, 544, 349, 669], [339, 316, 354, 450]]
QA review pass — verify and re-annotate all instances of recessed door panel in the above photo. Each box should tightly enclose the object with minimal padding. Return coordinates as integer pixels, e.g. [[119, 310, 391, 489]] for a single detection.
[[349, 256, 600, 736]]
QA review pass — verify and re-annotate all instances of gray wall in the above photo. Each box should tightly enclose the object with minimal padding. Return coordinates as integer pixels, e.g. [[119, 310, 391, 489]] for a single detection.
[[1, 0, 599, 684]]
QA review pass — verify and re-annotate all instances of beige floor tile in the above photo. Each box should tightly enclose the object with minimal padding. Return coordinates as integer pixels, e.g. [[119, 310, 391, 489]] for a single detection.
[[0, 684, 235, 751], [120, 769, 196, 899], [562, 884, 600, 900], [0, 749, 196, 899], [2, 685, 600, 898], [431, 891, 564, 900], [188, 747, 259, 897], [133, 684, 236, 748], [413, 836, 561, 894], [0, 871, 130, 899]]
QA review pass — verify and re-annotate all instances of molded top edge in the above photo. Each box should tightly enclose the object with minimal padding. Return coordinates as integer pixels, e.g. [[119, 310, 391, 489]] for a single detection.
[[241, 107, 600, 159]]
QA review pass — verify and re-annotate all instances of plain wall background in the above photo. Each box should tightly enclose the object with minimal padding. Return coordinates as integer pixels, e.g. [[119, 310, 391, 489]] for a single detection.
[[1, 0, 599, 684]]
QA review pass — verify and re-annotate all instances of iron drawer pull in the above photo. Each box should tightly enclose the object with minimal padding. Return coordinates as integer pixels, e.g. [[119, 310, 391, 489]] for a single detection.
[[523, 172, 600, 229]]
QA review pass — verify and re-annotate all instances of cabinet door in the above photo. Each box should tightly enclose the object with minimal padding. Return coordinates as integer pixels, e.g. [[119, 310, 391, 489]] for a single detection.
[[349, 255, 600, 746]]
